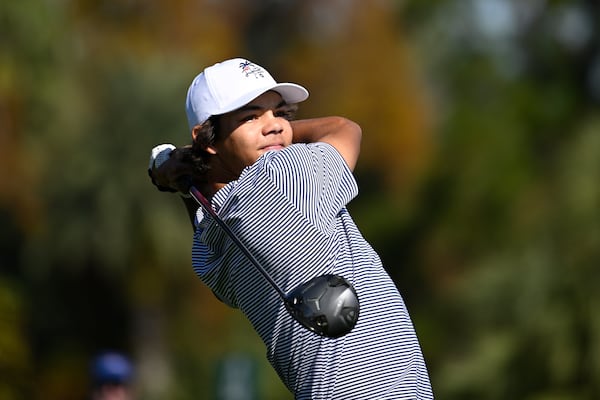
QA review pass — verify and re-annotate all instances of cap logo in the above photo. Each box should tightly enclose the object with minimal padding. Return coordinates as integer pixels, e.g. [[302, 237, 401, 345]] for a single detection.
[[239, 60, 266, 79]]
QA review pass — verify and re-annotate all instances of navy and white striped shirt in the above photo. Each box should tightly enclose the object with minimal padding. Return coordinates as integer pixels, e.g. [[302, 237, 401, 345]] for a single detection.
[[192, 143, 433, 399]]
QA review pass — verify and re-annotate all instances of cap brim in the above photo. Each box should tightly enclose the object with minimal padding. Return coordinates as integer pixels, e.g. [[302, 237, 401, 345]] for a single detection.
[[212, 83, 309, 117], [270, 83, 309, 105]]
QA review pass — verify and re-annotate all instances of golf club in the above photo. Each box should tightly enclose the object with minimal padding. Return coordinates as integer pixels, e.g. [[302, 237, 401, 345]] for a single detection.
[[188, 184, 360, 338]]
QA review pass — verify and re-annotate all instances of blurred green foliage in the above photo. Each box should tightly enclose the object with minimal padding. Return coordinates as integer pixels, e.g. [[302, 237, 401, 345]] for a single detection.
[[1, 0, 599, 399]]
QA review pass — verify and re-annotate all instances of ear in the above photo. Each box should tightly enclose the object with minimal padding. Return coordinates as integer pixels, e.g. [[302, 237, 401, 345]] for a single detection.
[[192, 124, 218, 155]]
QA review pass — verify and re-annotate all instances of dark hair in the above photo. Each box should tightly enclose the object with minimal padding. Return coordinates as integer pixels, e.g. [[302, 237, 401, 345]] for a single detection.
[[175, 116, 220, 181], [181, 102, 299, 180]]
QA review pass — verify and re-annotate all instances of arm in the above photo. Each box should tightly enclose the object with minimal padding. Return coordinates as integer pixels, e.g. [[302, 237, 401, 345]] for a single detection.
[[291, 117, 362, 171]]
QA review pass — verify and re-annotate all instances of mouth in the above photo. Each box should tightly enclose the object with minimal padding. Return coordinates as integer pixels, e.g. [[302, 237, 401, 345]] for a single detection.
[[261, 144, 285, 151]]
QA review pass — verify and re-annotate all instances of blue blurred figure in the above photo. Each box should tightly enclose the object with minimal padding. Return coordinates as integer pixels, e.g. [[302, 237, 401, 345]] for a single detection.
[[90, 351, 134, 400]]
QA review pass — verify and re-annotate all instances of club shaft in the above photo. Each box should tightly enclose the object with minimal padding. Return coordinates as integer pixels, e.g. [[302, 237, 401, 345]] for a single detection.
[[189, 186, 287, 300]]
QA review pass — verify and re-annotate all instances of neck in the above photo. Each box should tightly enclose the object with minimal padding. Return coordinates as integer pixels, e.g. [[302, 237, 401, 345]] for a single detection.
[[196, 155, 242, 200]]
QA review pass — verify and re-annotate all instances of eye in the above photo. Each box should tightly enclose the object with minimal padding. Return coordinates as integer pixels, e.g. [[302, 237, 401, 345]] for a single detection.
[[275, 109, 293, 120], [275, 104, 297, 121], [240, 114, 258, 123]]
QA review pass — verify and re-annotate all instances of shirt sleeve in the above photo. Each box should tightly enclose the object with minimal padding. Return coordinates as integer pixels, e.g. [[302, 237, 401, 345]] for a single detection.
[[258, 142, 358, 234]]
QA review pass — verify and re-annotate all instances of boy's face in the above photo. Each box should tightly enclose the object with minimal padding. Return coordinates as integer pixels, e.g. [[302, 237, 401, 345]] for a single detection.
[[211, 91, 294, 176]]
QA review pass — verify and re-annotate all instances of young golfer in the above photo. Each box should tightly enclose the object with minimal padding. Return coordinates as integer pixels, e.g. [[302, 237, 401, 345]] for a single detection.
[[149, 58, 433, 399]]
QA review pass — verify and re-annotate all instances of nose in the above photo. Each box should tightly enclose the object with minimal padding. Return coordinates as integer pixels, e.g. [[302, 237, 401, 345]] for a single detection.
[[262, 110, 283, 135]]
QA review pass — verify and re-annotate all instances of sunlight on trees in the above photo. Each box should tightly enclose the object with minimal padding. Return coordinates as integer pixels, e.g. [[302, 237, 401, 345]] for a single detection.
[[1, 0, 599, 398]]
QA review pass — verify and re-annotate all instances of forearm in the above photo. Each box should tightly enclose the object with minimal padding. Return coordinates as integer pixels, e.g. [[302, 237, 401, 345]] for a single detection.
[[291, 117, 362, 171], [291, 116, 359, 143]]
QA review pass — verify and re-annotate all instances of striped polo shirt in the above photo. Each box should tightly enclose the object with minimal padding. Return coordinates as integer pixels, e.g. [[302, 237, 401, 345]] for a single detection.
[[192, 143, 433, 399]]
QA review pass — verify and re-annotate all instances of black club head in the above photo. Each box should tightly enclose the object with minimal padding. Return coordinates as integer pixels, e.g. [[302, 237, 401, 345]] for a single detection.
[[285, 274, 359, 338]]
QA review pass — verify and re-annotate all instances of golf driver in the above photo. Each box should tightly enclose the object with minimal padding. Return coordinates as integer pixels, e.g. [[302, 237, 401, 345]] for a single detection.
[[188, 184, 360, 338]]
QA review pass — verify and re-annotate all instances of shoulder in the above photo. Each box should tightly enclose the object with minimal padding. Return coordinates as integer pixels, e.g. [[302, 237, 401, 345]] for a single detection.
[[262, 142, 347, 171]]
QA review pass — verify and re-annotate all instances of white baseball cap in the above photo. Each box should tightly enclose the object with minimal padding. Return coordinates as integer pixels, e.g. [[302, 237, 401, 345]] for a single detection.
[[185, 58, 309, 129]]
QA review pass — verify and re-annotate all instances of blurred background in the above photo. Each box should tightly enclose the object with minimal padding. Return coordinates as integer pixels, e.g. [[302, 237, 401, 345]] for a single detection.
[[1, 0, 599, 399]]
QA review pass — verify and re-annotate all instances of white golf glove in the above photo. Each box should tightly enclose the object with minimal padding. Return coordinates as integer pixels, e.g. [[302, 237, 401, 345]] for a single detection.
[[148, 144, 177, 193], [148, 143, 176, 170]]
